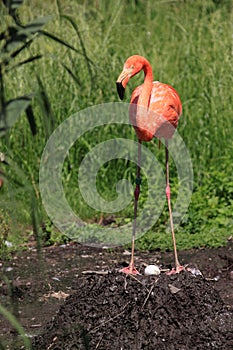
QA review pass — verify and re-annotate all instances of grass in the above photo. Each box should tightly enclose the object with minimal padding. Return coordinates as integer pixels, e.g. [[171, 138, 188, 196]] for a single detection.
[[0, 0, 233, 252], [0, 303, 31, 349]]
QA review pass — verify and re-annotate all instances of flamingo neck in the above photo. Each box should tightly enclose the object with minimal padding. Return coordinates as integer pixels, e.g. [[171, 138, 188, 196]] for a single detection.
[[133, 59, 155, 141], [138, 61, 153, 109]]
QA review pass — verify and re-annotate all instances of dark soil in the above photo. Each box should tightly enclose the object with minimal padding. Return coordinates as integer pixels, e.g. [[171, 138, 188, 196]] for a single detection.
[[0, 241, 233, 349], [33, 272, 233, 350]]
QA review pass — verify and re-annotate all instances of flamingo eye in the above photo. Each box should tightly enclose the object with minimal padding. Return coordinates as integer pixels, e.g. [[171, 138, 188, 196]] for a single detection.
[[130, 65, 134, 69]]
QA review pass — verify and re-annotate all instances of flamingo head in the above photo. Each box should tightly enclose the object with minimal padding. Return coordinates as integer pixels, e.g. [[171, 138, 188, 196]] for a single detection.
[[116, 55, 144, 100]]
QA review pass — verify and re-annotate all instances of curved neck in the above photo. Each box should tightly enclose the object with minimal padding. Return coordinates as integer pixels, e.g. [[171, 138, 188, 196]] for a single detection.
[[138, 60, 153, 109]]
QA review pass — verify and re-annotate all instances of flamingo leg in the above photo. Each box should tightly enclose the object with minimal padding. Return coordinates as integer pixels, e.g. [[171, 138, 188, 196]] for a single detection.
[[165, 140, 184, 274], [120, 140, 141, 275]]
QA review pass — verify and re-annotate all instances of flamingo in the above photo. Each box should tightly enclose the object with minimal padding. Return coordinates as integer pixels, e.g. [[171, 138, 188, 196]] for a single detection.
[[116, 55, 184, 275]]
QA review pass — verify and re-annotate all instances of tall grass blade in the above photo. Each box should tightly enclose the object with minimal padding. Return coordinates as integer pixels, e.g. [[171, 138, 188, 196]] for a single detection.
[[102, 0, 123, 48], [39, 30, 81, 51], [60, 14, 94, 87], [31, 194, 42, 260], [9, 37, 34, 59], [6, 54, 42, 71], [55, 0, 62, 16], [25, 104, 37, 136], [40, 30, 95, 65], [0, 303, 31, 349], [36, 76, 54, 138], [0, 68, 5, 123], [61, 62, 81, 86]]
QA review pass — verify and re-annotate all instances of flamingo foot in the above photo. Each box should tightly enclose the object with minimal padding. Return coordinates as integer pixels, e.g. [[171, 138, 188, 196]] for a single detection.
[[119, 265, 140, 275], [166, 265, 185, 275]]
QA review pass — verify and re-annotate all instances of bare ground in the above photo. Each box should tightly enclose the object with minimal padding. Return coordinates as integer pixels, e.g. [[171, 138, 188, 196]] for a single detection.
[[0, 240, 232, 349]]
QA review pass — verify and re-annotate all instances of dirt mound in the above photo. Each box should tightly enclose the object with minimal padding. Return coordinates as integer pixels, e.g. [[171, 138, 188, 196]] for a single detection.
[[33, 271, 233, 350]]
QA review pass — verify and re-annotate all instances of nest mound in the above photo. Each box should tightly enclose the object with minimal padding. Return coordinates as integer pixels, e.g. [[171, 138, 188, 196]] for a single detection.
[[33, 271, 233, 350]]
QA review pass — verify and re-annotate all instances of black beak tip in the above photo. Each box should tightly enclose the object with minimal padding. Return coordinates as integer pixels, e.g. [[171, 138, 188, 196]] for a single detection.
[[116, 82, 125, 100]]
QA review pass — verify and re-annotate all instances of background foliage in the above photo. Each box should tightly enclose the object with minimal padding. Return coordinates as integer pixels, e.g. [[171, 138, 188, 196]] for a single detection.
[[0, 0, 233, 253]]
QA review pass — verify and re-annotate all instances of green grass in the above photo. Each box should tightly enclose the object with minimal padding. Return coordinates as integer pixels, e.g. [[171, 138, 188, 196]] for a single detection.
[[0, 0, 233, 252], [0, 303, 31, 349]]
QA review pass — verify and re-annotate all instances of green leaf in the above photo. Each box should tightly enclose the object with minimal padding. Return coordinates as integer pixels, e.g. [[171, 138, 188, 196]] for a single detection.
[[0, 96, 31, 137], [3, 26, 24, 53], [3, 16, 51, 53], [20, 15, 52, 36], [3, 0, 24, 10]]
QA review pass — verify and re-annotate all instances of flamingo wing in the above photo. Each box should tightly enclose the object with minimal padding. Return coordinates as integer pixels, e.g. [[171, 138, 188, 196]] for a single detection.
[[130, 82, 182, 140]]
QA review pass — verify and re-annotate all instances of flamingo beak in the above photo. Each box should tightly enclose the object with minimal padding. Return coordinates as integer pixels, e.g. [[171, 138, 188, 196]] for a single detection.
[[116, 68, 131, 100], [116, 81, 125, 100]]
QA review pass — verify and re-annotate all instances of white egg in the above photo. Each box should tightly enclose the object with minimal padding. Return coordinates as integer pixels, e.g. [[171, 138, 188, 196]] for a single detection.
[[144, 264, 160, 276]]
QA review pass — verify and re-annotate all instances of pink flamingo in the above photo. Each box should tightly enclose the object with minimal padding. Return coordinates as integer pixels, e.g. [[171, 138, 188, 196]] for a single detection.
[[116, 55, 184, 275]]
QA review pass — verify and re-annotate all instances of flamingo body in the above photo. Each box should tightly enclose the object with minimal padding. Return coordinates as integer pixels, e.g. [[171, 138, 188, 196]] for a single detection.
[[130, 81, 182, 141]]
